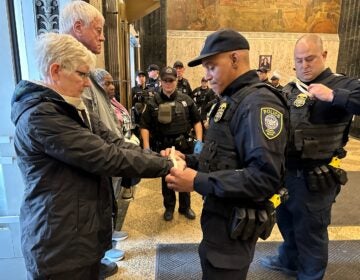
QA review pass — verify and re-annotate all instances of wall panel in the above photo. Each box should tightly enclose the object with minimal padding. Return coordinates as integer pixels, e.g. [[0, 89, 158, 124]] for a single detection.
[[168, 30, 339, 89]]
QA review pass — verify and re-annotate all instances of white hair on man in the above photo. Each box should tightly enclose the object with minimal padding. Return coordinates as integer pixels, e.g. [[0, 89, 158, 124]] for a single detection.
[[35, 32, 96, 80], [59, 0, 104, 34]]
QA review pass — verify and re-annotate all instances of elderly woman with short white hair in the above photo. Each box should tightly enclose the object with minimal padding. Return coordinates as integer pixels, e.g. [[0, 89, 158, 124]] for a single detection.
[[11, 32, 174, 280]]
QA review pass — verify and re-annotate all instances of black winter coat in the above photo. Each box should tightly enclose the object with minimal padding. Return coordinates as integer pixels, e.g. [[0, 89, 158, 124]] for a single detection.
[[11, 80, 172, 276]]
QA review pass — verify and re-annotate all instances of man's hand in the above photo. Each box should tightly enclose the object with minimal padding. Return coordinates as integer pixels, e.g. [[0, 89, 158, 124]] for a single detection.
[[165, 167, 197, 192], [308, 83, 334, 102]]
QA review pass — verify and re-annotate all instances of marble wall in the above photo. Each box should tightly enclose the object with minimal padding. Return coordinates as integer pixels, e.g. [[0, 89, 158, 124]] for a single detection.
[[140, 4, 167, 71], [167, 30, 339, 89], [337, 0, 360, 78]]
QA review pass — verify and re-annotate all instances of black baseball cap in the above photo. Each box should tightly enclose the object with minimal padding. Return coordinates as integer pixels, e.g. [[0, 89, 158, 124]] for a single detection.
[[201, 77, 207, 82], [188, 29, 250, 67], [136, 70, 146, 76], [147, 64, 160, 72], [160, 66, 177, 80], [270, 75, 279, 81], [173, 60, 184, 68]]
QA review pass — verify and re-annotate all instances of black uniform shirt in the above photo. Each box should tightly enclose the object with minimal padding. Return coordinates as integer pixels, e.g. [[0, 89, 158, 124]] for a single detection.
[[146, 78, 161, 94], [303, 68, 360, 123], [191, 70, 288, 199], [131, 84, 150, 105], [192, 87, 217, 120], [176, 78, 192, 95]]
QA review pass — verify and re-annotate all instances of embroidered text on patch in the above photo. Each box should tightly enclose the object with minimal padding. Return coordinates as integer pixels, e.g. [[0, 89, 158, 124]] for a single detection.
[[214, 102, 228, 122], [260, 107, 283, 139]]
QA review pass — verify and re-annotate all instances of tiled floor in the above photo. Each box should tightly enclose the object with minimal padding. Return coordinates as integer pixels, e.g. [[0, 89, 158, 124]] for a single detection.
[[109, 137, 360, 280]]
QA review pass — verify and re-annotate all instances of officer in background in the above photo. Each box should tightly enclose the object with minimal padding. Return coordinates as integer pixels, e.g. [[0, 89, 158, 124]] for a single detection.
[[173, 60, 192, 95], [260, 34, 360, 279], [191, 77, 217, 127], [256, 67, 272, 85], [131, 70, 150, 137], [140, 66, 203, 221], [164, 29, 288, 279], [270, 75, 283, 90], [146, 64, 161, 94]]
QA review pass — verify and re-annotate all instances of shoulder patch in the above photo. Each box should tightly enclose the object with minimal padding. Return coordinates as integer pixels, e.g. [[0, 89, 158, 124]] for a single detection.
[[260, 107, 283, 140], [214, 102, 228, 122]]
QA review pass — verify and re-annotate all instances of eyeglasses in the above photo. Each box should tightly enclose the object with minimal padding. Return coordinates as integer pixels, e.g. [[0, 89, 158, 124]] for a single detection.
[[75, 70, 91, 79], [162, 79, 175, 83]]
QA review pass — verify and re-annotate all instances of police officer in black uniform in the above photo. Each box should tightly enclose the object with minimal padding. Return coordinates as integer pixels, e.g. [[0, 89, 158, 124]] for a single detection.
[[164, 29, 288, 280], [146, 64, 161, 94], [140, 66, 203, 221], [256, 67, 272, 85], [192, 77, 216, 120], [261, 34, 360, 280], [173, 60, 192, 95], [270, 75, 283, 90], [131, 70, 149, 136]]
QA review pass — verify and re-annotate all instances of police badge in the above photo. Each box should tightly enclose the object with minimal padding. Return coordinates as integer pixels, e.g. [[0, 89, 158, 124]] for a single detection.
[[214, 102, 228, 122], [261, 107, 283, 139], [293, 93, 308, 107]]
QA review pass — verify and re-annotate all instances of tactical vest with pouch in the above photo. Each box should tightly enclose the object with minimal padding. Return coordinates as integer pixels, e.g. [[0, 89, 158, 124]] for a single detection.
[[284, 76, 349, 161], [152, 93, 191, 136], [199, 83, 288, 241]]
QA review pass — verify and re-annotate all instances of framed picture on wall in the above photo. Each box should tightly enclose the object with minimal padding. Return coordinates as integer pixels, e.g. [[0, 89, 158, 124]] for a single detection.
[[259, 55, 272, 70]]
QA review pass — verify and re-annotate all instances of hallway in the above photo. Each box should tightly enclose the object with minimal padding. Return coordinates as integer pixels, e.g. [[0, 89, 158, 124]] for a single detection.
[[108, 137, 360, 280]]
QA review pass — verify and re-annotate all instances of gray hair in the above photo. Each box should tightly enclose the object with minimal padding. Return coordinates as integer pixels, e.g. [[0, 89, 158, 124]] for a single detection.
[[91, 68, 111, 87], [35, 33, 96, 79], [59, 0, 104, 34]]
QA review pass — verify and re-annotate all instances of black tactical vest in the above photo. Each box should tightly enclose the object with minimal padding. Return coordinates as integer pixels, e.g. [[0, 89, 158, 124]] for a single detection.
[[176, 79, 191, 95], [285, 81, 349, 160], [198, 83, 286, 173], [151, 93, 191, 136]]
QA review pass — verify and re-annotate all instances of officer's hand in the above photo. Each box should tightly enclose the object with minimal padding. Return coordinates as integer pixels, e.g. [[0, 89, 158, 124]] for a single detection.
[[165, 167, 196, 192], [160, 148, 185, 159], [193, 140, 204, 154], [308, 83, 334, 102]]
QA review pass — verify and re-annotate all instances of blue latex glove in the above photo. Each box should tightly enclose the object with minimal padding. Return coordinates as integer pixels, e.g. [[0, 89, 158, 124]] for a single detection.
[[194, 141, 204, 155]]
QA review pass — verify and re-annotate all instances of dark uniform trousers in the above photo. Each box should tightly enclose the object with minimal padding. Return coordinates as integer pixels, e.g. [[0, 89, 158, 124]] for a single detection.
[[199, 210, 257, 280], [276, 168, 338, 280]]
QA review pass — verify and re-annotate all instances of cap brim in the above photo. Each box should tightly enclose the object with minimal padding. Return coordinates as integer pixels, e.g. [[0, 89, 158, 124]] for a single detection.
[[160, 74, 176, 80], [187, 51, 222, 67]]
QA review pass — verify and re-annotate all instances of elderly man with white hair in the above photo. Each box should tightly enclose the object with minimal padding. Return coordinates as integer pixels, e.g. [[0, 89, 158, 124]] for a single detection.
[[59, 1, 130, 274]]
